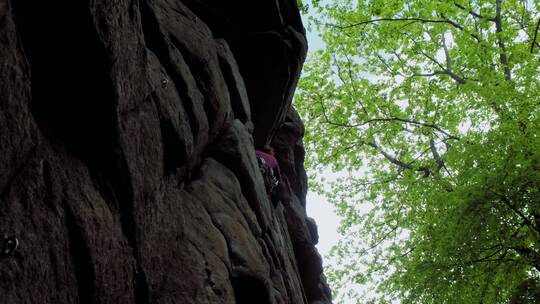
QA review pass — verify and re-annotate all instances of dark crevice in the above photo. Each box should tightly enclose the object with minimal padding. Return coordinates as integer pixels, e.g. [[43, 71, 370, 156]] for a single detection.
[[262, 230, 283, 268], [139, 0, 200, 141], [258, 237, 278, 270], [217, 55, 249, 124], [229, 32, 290, 147], [0, 144, 37, 200], [168, 34, 218, 130], [12, 0, 118, 166], [42, 161, 53, 198], [204, 265, 223, 296], [294, 143, 307, 207], [180, 0, 235, 39], [159, 112, 186, 175], [275, 0, 307, 37], [209, 149, 265, 225], [218, 174, 267, 233], [134, 267, 150, 304], [139, 0, 206, 177], [231, 275, 270, 304], [150, 92, 186, 175], [13, 1, 151, 301], [283, 206, 324, 302], [89, 154, 150, 304], [42, 160, 56, 210], [182, 0, 285, 35], [65, 204, 97, 304], [48, 248, 62, 296]]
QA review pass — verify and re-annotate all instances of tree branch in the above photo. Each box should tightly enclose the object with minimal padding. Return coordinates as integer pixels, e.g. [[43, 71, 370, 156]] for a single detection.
[[411, 69, 467, 84], [368, 141, 431, 177], [337, 17, 463, 29], [531, 17, 540, 53], [508, 15, 540, 52], [332, 54, 370, 116], [429, 138, 448, 174], [495, 0, 512, 80], [358, 225, 400, 255], [345, 54, 370, 116], [441, 33, 452, 71], [377, 54, 404, 76], [355, 117, 461, 140], [453, 1, 495, 21], [498, 194, 540, 235], [334, 17, 481, 41], [412, 35, 470, 84], [460, 247, 505, 266], [439, 13, 482, 41], [508, 246, 540, 272], [419, 49, 446, 70], [316, 107, 461, 141]]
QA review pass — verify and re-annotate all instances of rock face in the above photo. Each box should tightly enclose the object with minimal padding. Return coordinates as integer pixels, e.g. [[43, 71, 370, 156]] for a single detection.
[[0, 0, 331, 303]]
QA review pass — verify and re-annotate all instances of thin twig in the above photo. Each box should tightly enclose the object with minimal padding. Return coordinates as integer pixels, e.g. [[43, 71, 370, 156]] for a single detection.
[[531, 17, 540, 52]]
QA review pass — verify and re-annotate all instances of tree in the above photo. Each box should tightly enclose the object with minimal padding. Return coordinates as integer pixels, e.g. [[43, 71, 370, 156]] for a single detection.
[[295, 0, 540, 302]]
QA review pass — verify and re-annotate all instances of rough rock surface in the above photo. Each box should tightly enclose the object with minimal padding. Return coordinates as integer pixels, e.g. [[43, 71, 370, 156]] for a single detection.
[[0, 0, 331, 303]]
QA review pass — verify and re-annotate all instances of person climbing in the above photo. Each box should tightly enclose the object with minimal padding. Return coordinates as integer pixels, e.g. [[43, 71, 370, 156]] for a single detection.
[[255, 145, 282, 202]]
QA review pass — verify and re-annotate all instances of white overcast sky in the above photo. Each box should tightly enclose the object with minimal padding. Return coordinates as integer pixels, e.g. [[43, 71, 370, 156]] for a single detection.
[[299, 11, 372, 304], [299, 9, 347, 291], [299, 14, 341, 259]]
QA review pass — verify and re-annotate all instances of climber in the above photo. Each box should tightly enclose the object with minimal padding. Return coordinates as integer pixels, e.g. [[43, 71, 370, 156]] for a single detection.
[[255, 145, 282, 202]]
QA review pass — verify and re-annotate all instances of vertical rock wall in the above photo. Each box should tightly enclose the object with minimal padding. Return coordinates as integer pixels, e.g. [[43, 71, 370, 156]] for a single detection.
[[0, 0, 331, 303]]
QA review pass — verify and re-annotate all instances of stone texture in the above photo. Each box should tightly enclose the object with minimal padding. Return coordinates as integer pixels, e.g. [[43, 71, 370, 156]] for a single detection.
[[0, 0, 331, 303]]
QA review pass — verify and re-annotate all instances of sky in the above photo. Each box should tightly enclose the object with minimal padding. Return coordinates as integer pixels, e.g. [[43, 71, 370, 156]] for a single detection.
[[299, 10, 347, 301], [299, 10, 379, 304], [299, 12, 341, 262]]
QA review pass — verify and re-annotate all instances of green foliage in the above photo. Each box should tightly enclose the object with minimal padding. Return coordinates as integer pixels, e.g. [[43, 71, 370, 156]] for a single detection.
[[296, 0, 540, 302]]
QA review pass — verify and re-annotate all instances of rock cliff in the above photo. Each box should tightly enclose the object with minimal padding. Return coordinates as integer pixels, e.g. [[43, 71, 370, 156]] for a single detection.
[[0, 0, 331, 303]]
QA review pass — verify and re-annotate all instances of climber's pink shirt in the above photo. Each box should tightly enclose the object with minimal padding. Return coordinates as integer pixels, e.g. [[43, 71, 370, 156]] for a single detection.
[[255, 150, 279, 171]]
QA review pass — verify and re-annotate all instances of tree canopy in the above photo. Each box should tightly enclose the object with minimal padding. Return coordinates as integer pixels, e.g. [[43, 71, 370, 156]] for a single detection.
[[295, 0, 540, 303]]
